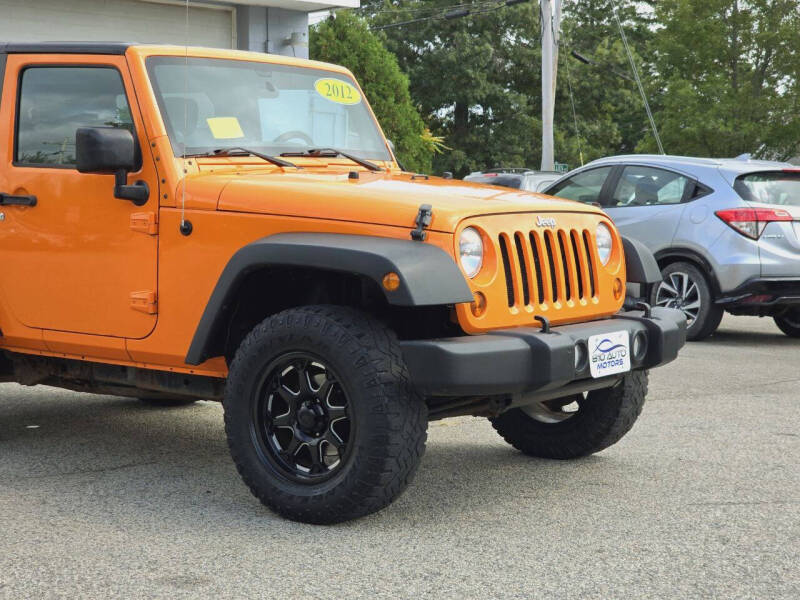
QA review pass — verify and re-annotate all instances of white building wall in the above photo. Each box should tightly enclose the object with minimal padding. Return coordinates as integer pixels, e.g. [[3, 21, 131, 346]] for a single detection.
[[0, 0, 359, 57], [0, 0, 236, 49], [237, 4, 309, 58]]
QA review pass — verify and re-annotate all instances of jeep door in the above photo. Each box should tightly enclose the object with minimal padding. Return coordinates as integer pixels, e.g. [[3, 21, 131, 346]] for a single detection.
[[0, 54, 158, 339]]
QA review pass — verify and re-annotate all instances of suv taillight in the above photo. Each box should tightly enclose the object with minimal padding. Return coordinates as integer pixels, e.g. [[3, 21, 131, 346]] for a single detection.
[[715, 208, 793, 239]]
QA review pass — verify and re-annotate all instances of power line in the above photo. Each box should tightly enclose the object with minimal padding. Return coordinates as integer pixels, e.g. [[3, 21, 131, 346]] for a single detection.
[[358, 2, 476, 16], [562, 45, 584, 166], [371, 0, 530, 31], [569, 49, 633, 82], [611, 1, 664, 154]]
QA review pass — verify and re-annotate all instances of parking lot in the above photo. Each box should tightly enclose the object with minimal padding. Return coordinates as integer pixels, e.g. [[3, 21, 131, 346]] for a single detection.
[[0, 314, 798, 599]]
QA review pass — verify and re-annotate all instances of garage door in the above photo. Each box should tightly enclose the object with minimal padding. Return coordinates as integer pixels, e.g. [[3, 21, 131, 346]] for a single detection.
[[0, 0, 234, 49]]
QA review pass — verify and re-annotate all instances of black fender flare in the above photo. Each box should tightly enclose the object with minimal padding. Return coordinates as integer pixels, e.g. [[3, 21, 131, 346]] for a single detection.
[[622, 236, 662, 285], [185, 232, 473, 365]]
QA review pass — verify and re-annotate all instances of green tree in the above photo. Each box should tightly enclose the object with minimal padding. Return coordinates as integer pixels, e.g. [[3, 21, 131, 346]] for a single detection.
[[310, 11, 433, 172], [557, 1, 656, 163], [360, 0, 653, 176], [363, 0, 541, 176], [643, 0, 800, 159]]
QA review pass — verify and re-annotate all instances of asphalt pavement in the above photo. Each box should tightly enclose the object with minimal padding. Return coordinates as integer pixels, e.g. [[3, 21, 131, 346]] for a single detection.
[[1, 314, 798, 599]]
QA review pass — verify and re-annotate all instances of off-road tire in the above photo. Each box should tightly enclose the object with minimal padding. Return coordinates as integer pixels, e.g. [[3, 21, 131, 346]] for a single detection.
[[138, 396, 198, 407], [774, 309, 800, 338], [224, 305, 427, 524], [490, 371, 648, 459], [651, 261, 722, 341]]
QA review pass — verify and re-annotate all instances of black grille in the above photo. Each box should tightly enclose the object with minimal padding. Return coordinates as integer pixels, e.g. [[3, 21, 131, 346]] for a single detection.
[[544, 232, 558, 302], [529, 232, 545, 304], [514, 233, 530, 306], [498, 226, 598, 309], [583, 230, 596, 297], [558, 232, 572, 301], [570, 231, 584, 300], [498, 235, 515, 307]]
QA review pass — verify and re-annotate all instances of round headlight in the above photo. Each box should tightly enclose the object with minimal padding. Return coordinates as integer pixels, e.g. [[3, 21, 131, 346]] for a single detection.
[[595, 223, 613, 266], [459, 227, 484, 278]]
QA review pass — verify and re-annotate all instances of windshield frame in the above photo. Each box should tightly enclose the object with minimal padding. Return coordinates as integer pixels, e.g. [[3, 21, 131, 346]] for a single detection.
[[144, 55, 394, 163]]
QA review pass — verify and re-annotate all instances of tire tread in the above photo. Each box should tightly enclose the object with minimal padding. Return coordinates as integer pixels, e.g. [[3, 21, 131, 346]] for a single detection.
[[490, 371, 648, 460], [224, 305, 427, 524]]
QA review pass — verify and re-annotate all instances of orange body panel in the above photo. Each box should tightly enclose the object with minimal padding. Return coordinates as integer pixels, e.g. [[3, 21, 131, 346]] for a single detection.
[[0, 45, 627, 379], [454, 213, 626, 333], [0, 54, 159, 342], [125, 209, 456, 376]]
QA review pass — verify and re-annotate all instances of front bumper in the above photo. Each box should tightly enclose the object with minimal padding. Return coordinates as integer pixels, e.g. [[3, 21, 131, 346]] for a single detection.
[[399, 307, 686, 397]]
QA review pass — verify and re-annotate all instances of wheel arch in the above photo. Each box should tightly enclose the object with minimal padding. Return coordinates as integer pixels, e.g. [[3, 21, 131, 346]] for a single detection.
[[185, 233, 473, 365], [653, 248, 721, 297]]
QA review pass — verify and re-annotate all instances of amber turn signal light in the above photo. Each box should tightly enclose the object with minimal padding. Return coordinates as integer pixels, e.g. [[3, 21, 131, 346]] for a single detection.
[[613, 278, 624, 300], [382, 272, 401, 291], [470, 291, 487, 317]]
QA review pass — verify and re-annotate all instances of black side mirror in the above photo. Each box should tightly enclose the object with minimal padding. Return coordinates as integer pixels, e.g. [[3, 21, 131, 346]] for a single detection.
[[76, 127, 149, 206]]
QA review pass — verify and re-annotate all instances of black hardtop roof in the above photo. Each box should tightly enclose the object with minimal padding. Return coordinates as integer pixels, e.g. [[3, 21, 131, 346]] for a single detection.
[[0, 42, 134, 55]]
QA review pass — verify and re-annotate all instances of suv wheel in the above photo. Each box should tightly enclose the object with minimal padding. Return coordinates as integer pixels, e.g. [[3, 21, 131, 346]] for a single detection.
[[774, 308, 800, 337], [490, 372, 648, 459], [651, 262, 722, 341], [224, 305, 427, 524]]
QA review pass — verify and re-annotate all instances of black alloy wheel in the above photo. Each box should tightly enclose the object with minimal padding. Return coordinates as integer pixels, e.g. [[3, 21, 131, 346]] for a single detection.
[[224, 305, 427, 524], [254, 354, 352, 481]]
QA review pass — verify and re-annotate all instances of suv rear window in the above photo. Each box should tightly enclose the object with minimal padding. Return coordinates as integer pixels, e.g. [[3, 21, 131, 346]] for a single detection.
[[735, 171, 800, 206]]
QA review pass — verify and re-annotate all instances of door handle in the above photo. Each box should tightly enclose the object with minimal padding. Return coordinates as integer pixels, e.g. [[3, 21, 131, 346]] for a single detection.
[[0, 193, 37, 207]]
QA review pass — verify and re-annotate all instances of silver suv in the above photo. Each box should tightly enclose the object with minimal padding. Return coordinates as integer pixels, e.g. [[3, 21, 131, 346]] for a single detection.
[[544, 155, 800, 340]]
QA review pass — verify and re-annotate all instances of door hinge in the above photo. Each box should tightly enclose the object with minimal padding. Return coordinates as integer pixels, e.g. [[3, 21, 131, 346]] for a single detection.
[[130, 290, 157, 314], [130, 212, 158, 235]]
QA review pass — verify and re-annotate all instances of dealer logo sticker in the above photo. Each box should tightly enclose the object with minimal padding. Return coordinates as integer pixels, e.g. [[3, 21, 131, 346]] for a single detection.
[[588, 330, 631, 378]]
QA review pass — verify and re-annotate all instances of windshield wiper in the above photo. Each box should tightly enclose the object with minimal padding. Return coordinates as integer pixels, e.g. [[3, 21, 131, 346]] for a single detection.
[[280, 148, 383, 172], [189, 147, 298, 169]]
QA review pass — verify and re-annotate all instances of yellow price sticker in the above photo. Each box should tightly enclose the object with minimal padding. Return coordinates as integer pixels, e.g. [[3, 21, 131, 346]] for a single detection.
[[206, 116, 245, 139], [314, 78, 362, 105]]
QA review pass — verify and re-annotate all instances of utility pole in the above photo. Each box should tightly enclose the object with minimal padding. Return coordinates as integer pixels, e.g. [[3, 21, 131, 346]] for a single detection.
[[540, 0, 561, 171]]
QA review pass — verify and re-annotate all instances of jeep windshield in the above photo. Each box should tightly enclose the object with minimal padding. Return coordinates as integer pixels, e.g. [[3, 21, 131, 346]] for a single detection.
[[146, 56, 392, 163]]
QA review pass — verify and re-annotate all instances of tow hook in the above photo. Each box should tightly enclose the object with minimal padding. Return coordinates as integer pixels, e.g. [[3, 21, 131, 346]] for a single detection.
[[411, 204, 433, 241], [534, 315, 552, 333], [624, 298, 653, 318]]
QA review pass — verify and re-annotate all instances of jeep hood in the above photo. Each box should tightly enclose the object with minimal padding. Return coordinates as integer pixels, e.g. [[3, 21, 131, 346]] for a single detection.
[[211, 170, 602, 233]]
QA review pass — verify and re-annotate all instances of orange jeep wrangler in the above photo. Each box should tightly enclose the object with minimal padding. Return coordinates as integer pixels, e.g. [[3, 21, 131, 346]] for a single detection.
[[0, 43, 685, 523]]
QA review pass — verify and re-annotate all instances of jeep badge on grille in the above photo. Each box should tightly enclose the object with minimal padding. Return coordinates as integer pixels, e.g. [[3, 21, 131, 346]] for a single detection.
[[536, 216, 557, 228]]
